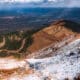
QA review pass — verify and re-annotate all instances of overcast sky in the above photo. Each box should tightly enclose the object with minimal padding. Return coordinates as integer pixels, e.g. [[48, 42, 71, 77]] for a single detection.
[[0, 0, 80, 7]]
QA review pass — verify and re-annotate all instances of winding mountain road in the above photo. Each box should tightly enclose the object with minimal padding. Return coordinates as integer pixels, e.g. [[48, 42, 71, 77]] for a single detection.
[[0, 37, 6, 48], [0, 39, 26, 54]]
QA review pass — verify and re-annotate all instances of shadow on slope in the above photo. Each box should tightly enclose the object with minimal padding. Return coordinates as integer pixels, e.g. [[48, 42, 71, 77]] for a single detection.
[[53, 20, 80, 33]]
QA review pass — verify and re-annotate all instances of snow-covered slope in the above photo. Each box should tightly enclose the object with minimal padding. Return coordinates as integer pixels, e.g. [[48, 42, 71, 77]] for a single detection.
[[5, 39, 80, 80], [26, 39, 80, 80]]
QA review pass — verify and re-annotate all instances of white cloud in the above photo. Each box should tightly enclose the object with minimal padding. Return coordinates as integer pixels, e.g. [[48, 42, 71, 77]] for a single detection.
[[0, 0, 80, 7], [67, 0, 80, 7], [0, 0, 43, 3], [48, 0, 57, 2]]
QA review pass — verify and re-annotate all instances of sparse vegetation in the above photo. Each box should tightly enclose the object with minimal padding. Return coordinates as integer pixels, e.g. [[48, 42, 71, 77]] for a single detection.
[[0, 52, 9, 57], [0, 36, 3, 42], [0, 29, 39, 58]]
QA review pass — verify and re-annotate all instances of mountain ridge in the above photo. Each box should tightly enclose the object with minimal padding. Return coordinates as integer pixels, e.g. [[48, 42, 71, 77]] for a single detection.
[[27, 20, 80, 54], [0, 19, 80, 58]]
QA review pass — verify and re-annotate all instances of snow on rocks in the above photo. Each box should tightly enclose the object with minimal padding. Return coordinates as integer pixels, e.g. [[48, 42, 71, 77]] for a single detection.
[[1, 39, 80, 80], [26, 39, 80, 80]]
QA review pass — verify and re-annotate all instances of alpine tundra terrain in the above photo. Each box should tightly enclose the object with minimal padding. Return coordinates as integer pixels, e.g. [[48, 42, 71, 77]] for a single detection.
[[0, 20, 80, 80]]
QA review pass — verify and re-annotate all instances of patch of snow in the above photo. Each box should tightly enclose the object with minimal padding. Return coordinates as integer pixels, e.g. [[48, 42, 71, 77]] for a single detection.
[[8, 74, 42, 80], [0, 58, 25, 70]]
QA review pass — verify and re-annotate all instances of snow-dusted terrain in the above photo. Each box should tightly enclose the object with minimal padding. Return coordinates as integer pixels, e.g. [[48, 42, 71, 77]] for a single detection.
[[0, 58, 25, 70], [3, 39, 80, 80], [26, 39, 80, 80]]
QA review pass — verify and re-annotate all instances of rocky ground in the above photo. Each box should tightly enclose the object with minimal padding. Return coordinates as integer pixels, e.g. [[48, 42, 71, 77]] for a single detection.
[[0, 20, 80, 80], [0, 39, 80, 80]]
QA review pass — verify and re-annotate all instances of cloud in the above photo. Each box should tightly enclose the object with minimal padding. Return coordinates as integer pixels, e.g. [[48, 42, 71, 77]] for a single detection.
[[66, 0, 80, 7], [0, 0, 43, 3], [0, 0, 80, 7]]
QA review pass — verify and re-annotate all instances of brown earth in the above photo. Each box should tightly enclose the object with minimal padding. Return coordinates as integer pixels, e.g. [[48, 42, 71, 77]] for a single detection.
[[27, 20, 80, 53]]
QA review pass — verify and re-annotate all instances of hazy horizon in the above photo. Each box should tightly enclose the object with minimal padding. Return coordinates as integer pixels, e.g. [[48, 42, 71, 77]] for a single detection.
[[0, 0, 80, 8]]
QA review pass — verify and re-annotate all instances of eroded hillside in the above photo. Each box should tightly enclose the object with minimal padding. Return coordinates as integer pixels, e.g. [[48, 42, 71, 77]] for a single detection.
[[27, 20, 80, 58], [27, 20, 80, 53], [0, 20, 80, 59]]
